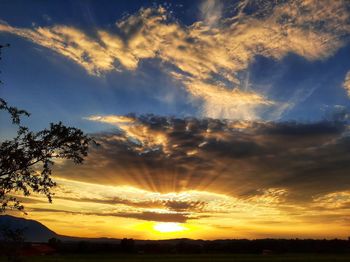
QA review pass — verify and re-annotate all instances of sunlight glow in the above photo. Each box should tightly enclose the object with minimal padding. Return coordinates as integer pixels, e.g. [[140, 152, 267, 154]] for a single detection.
[[153, 222, 187, 233]]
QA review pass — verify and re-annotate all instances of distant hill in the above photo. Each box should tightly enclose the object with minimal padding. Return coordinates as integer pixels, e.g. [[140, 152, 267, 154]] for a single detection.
[[0, 215, 121, 243], [0, 215, 57, 242]]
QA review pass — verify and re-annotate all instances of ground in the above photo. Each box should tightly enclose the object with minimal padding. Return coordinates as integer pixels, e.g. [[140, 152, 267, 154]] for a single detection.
[[1, 254, 350, 262]]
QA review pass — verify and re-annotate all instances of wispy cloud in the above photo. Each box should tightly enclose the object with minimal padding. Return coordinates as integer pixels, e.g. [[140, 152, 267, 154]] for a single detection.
[[26, 177, 293, 224], [312, 191, 350, 210], [1, 0, 349, 118], [199, 0, 224, 27]]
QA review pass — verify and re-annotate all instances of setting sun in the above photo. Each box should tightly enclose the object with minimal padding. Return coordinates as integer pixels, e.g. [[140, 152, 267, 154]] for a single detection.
[[2, 0, 350, 249], [153, 222, 187, 233]]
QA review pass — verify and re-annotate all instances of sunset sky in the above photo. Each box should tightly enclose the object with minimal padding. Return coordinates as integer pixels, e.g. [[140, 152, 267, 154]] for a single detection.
[[1, 0, 350, 240]]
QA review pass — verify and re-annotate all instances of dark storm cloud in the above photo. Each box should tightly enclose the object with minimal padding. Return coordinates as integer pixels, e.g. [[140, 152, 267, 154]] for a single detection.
[[57, 115, 350, 205]]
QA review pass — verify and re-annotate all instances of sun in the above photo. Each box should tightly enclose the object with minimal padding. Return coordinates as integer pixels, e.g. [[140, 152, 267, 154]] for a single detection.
[[153, 222, 187, 233]]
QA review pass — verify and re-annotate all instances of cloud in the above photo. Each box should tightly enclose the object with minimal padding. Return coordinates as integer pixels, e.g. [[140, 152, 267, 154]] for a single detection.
[[1, 0, 349, 118], [199, 0, 224, 27], [86, 114, 170, 154], [53, 195, 206, 213], [30, 207, 191, 223], [26, 177, 293, 225], [343, 71, 350, 97], [116, 211, 190, 223], [22, 138, 350, 234], [58, 114, 350, 206], [25, 179, 233, 223], [0, 23, 116, 75], [312, 191, 350, 210]]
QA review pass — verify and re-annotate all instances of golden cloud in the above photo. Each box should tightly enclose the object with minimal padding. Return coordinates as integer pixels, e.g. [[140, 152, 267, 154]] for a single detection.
[[20, 176, 350, 239], [86, 114, 170, 154], [1, 0, 349, 118], [26, 177, 292, 223]]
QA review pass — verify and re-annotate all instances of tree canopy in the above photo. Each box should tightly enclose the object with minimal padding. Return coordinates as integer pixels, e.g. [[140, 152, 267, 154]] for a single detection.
[[0, 44, 94, 212]]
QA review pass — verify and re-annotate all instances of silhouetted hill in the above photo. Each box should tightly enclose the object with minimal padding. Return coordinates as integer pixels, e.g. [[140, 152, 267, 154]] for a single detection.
[[0, 215, 121, 243], [0, 215, 57, 242]]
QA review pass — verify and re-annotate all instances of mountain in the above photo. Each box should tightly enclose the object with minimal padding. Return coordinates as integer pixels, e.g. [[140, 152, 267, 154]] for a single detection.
[[0, 215, 57, 242]]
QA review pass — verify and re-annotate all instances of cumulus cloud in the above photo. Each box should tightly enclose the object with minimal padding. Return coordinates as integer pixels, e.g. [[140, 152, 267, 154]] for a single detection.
[[1, 0, 349, 118]]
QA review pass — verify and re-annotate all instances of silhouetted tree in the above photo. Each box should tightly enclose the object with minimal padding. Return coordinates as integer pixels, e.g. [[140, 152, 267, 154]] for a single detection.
[[0, 44, 95, 212]]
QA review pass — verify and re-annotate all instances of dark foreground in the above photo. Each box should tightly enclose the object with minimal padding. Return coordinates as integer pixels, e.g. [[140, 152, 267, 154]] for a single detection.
[[1, 254, 350, 262]]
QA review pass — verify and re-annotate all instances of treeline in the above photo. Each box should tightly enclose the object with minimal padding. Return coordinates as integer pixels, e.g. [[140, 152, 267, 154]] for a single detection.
[[45, 238, 350, 254]]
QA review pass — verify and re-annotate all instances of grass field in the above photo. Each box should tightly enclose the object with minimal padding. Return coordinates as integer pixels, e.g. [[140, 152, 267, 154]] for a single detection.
[[1, 254, 350, 262]]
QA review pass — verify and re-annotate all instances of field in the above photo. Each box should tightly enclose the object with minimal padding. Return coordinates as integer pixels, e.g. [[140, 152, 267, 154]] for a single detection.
[[1, 254, 350, 262]]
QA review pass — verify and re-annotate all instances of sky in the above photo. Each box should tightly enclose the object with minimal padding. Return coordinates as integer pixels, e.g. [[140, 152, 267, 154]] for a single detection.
[[0, 0, 350, 239]]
